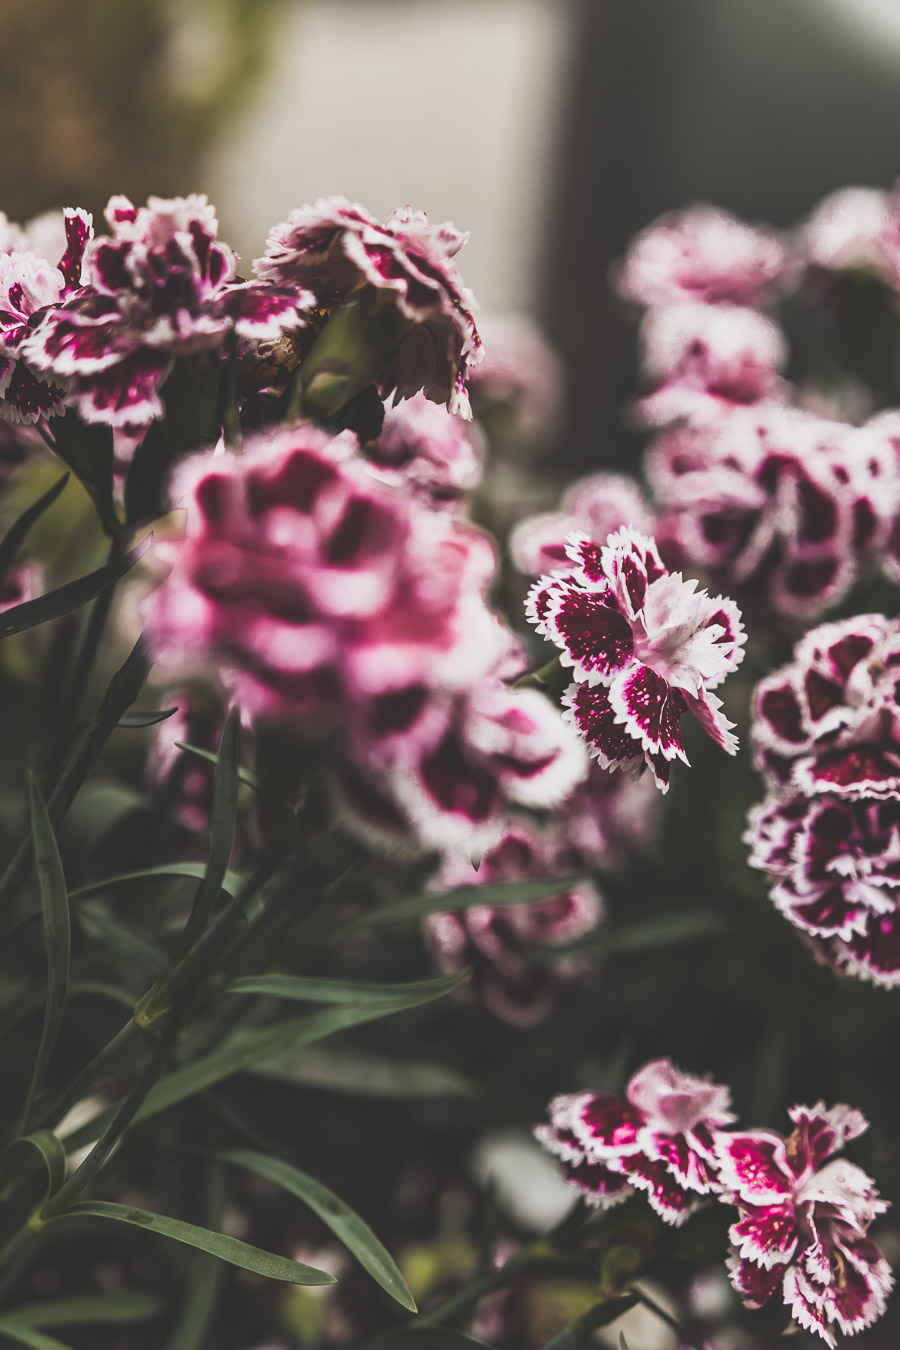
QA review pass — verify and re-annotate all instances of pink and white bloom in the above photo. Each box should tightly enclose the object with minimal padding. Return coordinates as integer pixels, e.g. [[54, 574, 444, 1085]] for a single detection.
[[614, 205, 791, 310], [425, 823, 602, 1024], [718, 1103, 892, 1346], [527, 526, 745, 791], [24, 194, 312, 430], [537, 1058, 735, 1225], [802, 185, 900, 285], [363, 391, 483, 510], [256, 196, 482, 417], [635, 302, 787, 428], [510, 472, 654, 579]]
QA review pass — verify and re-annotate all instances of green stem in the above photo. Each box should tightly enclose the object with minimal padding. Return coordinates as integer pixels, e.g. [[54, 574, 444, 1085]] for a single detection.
[[633, 1285, 706, 1350], [31, 1019, 141, 1134], [54, 536, 125, 748]]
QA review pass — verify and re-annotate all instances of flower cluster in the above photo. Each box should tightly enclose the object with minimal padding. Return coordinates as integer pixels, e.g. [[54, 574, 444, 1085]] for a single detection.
[[143, 426, 586, 855], [527, 526, 745, 791], [748, 614, 900, 984], [425, 823, 603, 1025], [538, 1061, 892, 1345]]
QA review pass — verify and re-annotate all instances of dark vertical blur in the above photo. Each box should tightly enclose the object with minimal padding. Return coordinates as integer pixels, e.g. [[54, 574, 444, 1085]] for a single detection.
[[545, 0, 900, 472]]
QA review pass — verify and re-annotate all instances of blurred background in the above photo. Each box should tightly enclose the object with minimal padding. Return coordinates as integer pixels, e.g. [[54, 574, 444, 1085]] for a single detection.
[[6, 0, 900, 475]]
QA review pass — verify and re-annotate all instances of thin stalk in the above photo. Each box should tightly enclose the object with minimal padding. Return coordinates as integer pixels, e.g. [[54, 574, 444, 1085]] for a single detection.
[[54, 537, 124, 748], [633, 1285, 706, 1350], [32, 1019, 141, 1134]]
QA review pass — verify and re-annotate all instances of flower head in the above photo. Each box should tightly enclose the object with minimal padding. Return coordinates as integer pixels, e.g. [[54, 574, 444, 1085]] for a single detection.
[[255, 196, 482, 416], [802, 185, 900, 285], [364, 390, 483, 510], [528, 526, 744, 790], [537, 1058, 735, 1225], [510, 472, 654, 579], [718, 1103, 892, 1346]]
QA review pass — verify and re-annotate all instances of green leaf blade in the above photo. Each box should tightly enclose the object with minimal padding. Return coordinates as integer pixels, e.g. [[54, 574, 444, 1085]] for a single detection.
[[182, 710, 241, 948], [0, 474, 70, 583], [219, 1149, 416, 1311], [0, 537, 149, 640], [3, 1290, 164, 1328], [56, 1201, 334, 1285], [24, 778, 71, 1123]]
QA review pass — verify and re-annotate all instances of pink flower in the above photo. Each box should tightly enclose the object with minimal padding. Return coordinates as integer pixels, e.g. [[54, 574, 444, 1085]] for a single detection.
[[635, 302, 787, 428], [363, 391, 483, 510], [562, 760, 661, 870], [802, 185, 900, 284], [255, 196, 482, 417], [510, 472, 654, 579], [466, 313, 563, 446], [24, 194, 311, 430], [614, 206, 790, 309], [718, 1103, 892, 1346], [424, 822, 602, 1024], [527, 526, 745, 791], [650, 407, 896, 623], [537, 1058, 735, 1225]]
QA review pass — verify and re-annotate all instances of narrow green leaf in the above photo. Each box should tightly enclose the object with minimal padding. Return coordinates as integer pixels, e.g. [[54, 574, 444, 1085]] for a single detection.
[[0, 1320, 74, 1350], [67, 980, 137, 1011], [181, 711, 241, 948], [63, 972, 468, 1151], [175, 741, 260, 791], [118, 707, 178, 729], [69, 862, 245, 904], [618, 1335, 631, 1350], [331, 877, 584, 941], [0, 474, 70, 583], [3, 1291, 163, 1327], [228, 972, 469, 1006], [163, 1159, 224, 1350], [2, 1131, 67, 1206], [51, 409, 119, 538], [23, 778, 71, 1124], [250, 1049, 472, 1098], [76, 903, 168, 974], [219, 1149, 416, 1311], [389, 1333, 493, 1350], [55, 1201, 334, 1285], [0, 537, 149, 639]]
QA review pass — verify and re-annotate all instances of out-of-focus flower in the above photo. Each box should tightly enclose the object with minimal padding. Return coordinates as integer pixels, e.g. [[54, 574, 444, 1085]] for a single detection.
[[650, 407, 897, 623], [425, 823, 602, 1024], [510, 472, 654, 579], [537, 1058, 735, 1225], [614, 206, 790, 310], [718, 1103, 893, 1347], [256, 196, 482, 417], [24, 194, 311, 430], [562, 759, 661, 869], [364, 391, 483, 510], [467, 313, 563, 446], [802, 186, 900, 284], [528, 527, 744, 791], [635, 303, 787, 428]]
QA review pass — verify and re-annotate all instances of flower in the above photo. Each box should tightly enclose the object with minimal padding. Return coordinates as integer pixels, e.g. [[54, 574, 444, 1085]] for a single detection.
[[255, 196, 482, 417], [363, 391, 483, 510], [527, 526, 745, 791], [425, 822, 602, 1024], [802, 185, 900, 284], [466, 313, 564, 447], [718, 1102, 893, 1346], [536, 1058, 735, 1225], [614, 205, 790, 309], [650, 407, 897, 623], [24, 194, 312, 430], [510, 472, 654, 579], [635, 302, 787, 428]]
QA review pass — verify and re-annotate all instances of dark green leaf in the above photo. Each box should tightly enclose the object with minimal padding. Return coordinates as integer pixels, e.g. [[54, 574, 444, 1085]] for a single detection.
[[23, 778, 70, 1123], [0, 1319, 74, 1350], [181, 711, 240, 948], [250, 1049, 472, 1098], [330, 877, 584, 942], [0, 474, 70, 583], [76, 903, 168, 974], [546, 910, 731, 961], [0, 537, 149, 639], [2, 1291, 163, 1328], [51, 410, 119, 539], [118, 707, 179, 729], [219, 1149, 416, 1310], [55, 1201, 334, 1285], [175, 742, 260, 791], [228, 972, 469, 1006], [124, 355, 220, 524], [70, 862, 245, 904], [540, 1294, 640, 1348], [2, 1131, 66, 1206], [619, 1335, 631, 1350]]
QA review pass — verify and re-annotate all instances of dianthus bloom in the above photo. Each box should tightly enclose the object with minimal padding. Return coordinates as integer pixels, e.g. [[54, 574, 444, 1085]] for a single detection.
[[748, 614, 900, 984], [718, 1103, 893, 1346], [650, 406, 896, 623], [143, 425, 585, 853], [527, 527, 744, 791], [510, 472, 654, 579], [802, 185, 900, 285], [24, 194, 312, 430], [256, 196, 482, 417], [536, 1058, 735, 1224], [614, 205, 790, 309], [363, 391, 483, 510], [425, 823, 602, 1024]]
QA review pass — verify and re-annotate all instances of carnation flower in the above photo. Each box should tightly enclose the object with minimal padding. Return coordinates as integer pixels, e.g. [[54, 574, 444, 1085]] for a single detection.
[[802, 185, 900, 284], [510, 472, 654, 579], [363, 391, 483, 510], [635, 302, 787, 428], [718, 1103, 893, 1346], [537, 1058, 735, 1225], [527, 526, 744, 791], [614, 205, 790, 309], [562, 759, 661, 870], [424, 823, 602, 1024], [650, 407, 896, 623], [255, 196, 482, 417], [24, 194, 312, 430]]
